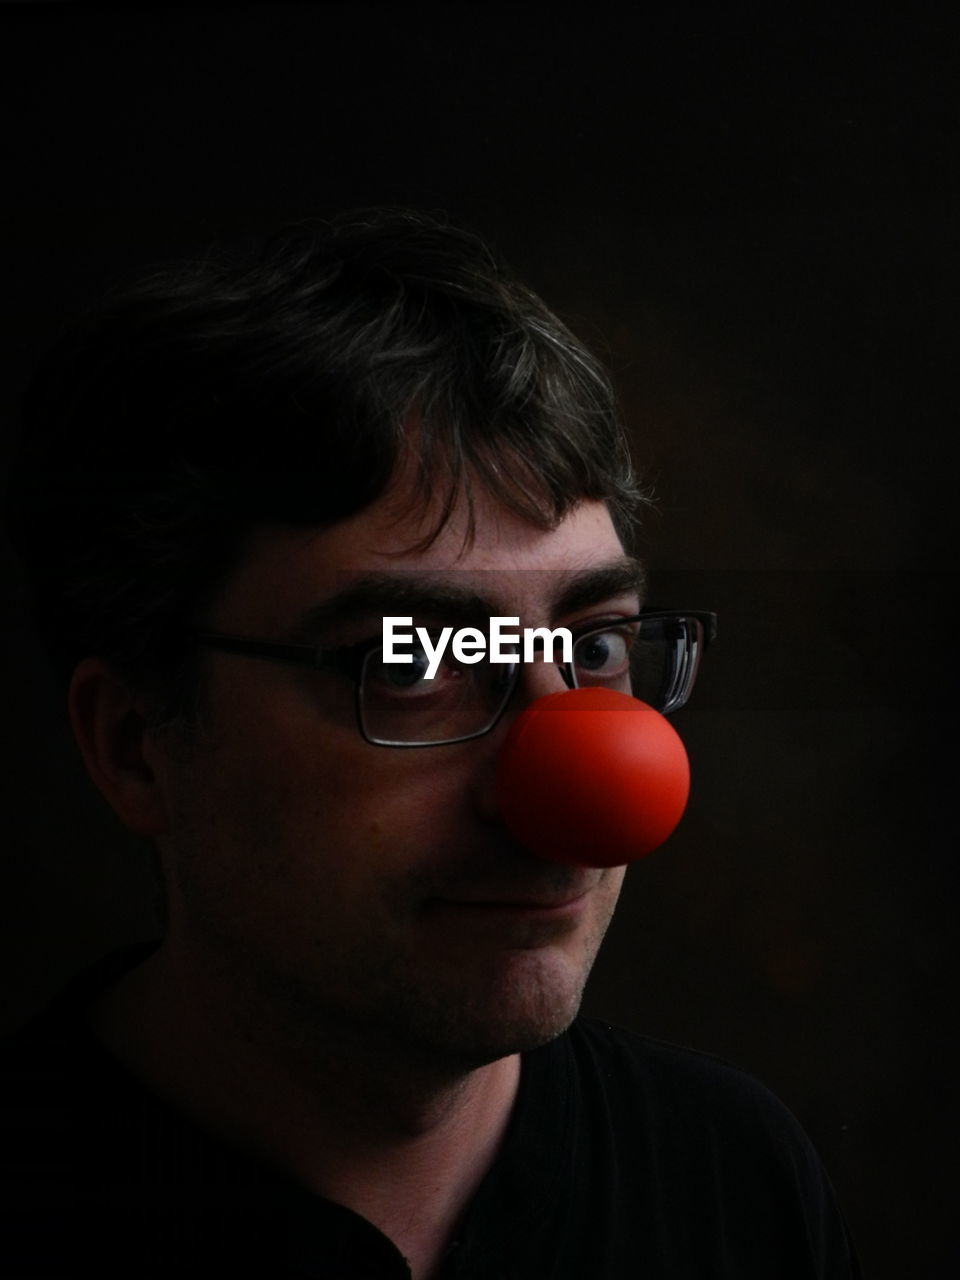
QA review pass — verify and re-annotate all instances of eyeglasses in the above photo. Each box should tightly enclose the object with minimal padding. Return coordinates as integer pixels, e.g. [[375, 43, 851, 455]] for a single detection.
[[194, 610, 716, 748]]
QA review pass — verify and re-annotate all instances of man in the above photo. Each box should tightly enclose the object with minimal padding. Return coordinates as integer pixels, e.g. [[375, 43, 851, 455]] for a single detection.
[[2, 211, 860, 1276]]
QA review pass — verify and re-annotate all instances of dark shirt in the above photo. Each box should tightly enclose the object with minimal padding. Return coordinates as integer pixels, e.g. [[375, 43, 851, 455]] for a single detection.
[[1, 948, 860, 1278]]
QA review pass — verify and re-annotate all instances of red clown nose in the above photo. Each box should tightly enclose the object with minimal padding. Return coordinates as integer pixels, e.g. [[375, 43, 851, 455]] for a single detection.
[[495, 687, 690, 867]]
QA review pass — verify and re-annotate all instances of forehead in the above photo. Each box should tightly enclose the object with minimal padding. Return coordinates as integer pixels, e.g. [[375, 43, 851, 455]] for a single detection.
[[206, 483, 631, 632]]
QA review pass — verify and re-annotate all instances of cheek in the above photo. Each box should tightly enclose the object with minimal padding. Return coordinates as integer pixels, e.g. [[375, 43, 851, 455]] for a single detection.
[[182, 685, 470, 892], [598, 867, 627, 923], [297, 749, 471, 883]]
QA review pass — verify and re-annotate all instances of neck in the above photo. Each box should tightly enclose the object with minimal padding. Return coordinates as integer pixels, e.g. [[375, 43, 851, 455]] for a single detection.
[[91, 941, 521, 1280]]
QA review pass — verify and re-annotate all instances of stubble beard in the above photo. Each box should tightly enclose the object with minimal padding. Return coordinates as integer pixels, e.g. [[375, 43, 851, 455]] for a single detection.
[[258, 900, 619, 1078], [172, 885, 616, 1086], [160, 765, 621, 1079]]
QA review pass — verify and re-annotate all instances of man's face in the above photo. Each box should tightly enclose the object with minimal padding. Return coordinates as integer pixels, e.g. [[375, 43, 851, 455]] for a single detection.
[[149, 480, 640, 1069]]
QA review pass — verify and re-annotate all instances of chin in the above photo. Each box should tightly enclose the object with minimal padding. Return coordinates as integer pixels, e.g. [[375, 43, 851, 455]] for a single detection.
[[380, 948, 591, 1071]]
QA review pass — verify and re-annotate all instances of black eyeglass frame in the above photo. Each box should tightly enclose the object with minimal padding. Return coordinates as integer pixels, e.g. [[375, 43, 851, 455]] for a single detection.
[[193, 609, 717, 748]]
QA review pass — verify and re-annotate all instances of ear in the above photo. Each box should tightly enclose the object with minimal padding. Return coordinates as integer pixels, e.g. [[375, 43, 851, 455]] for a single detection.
[[68, 658, 170, 836]]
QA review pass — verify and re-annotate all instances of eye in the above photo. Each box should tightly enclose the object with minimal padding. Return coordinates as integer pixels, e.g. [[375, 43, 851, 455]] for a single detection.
[[364, 634, 479, 702], [377, 648, 431, 689], [572, 624, 635, 687], [365, 643, 438, 696]]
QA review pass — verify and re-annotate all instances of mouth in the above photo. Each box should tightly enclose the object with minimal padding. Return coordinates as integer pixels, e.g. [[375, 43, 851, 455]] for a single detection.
[[426, 878, 600, 920]]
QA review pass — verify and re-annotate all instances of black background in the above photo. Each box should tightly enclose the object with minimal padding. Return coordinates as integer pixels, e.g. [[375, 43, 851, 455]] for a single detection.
[[1, 4, 957, 1275]]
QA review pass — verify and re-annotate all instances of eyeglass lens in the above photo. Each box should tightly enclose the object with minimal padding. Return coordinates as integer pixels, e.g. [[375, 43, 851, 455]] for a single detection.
[[581, 614, 703, 715]]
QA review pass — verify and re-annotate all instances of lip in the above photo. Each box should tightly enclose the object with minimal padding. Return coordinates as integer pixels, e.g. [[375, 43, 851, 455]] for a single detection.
[[427, 887, 594, 917]]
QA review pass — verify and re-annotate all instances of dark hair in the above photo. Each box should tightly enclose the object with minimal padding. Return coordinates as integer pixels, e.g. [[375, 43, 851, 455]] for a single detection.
[[5, 209, 643, 719]]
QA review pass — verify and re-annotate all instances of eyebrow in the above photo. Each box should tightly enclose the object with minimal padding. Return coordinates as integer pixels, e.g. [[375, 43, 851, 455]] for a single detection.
[[293, 578, 494, 638], [291, 557, 646, 639], [551, 557, 647, 618]]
